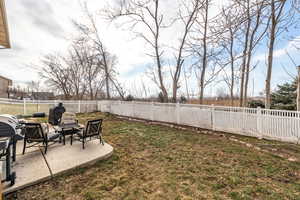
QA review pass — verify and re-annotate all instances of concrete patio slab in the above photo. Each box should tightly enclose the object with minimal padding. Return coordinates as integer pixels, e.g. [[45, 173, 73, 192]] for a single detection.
[[45, 141, 113, 175], [3, 149, 51, 194], [3, 139, 113, 194]]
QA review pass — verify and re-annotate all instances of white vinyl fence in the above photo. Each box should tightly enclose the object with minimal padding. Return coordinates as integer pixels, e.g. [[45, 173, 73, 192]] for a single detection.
[[1, 98, 300, 143], [98, 101, 300, 144], [0, 98, 98, 115]]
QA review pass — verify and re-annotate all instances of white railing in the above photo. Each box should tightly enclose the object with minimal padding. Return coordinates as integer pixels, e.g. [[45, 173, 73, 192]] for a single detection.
[[98, 101, 300, 144], [1, 98, 300, 144]]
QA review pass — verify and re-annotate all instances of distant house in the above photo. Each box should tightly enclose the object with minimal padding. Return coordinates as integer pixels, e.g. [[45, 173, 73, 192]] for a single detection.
[[8, 89, 55, 100], [7, 85, 26, 99], [31, 92, 54, 100], [0, 75, 12, 98]]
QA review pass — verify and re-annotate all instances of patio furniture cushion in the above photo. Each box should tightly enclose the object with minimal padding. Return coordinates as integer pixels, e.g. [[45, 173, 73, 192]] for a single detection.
[[41, 123, 50, 135], [61, 112, 77, 125], [47, 132, 60, 141]]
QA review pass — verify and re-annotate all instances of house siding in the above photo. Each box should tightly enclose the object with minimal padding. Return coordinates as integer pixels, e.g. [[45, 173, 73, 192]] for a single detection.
[[0, 76, 12, 98]]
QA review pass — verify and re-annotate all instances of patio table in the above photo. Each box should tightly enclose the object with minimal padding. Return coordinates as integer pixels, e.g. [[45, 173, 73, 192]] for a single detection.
[[54, 123, 84, 145], [55, 123, 84, 145]]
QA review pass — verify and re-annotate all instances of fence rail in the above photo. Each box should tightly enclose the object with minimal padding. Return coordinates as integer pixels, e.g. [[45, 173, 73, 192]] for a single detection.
[[0, 98, 299, 143]]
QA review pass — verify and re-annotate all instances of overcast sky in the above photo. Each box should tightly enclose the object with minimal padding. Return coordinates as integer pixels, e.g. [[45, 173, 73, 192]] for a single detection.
[[0, 0, 299, 98]]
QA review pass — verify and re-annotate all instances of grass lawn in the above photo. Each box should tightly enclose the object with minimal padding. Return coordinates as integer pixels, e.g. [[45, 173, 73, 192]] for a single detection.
[[6, 112, 300, 200], [0, 103, 51, 115]]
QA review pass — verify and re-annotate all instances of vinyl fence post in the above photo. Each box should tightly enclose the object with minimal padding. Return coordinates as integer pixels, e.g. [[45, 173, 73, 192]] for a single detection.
[[176, 102, 180, 124], [109, 101, 112, 113], [257, 107, 263, 139], [98, 101, 102, 112], [37, 100, 40, 112], [211, 104, 215, 130], [119, 100, 122, 115], [151, 102, 155, 121], [23, 98, 26, 115], [132, 101, 135, 118], [78, 100, 81, 113]]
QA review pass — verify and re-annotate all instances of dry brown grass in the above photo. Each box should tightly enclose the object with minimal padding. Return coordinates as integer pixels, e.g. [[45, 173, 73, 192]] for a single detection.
[[188, 99, 240, 107], [0, 103, 51, 115], [6, 112, 300, 200]]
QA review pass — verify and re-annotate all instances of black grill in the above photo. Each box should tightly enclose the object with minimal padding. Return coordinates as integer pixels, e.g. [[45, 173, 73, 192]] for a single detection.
[[0, 115, 24, 186], [0, 122, 16, 137]]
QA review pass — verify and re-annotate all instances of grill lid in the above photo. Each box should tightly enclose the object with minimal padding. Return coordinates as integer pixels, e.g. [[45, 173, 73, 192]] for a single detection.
[[0, 115, 19, 137]]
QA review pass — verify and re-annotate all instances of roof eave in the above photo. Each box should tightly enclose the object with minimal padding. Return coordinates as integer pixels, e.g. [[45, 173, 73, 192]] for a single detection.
[[0, 0, 10, 49]]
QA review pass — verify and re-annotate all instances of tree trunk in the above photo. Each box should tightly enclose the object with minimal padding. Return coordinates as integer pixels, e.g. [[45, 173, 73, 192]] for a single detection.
[[239, 0, 251, 107], [265, 39, 274, 109], [229, 29, 235, 106], [172, 0, 199, 103], [297, 66, 300, 111], [172, 80, 178, 103], [199, 0, 208, 104], [199, 66, 206, 104], [244, 38, 254, 107], [156, 45, 168, 102], [109, 76, 125, 100], [243, 4, 262, 107], [154, 0, 168, 102], [265, 1, 276, 109], [89, 83, 94, 100], [243, 61, 250, 107], [102, 53, 111, 100]]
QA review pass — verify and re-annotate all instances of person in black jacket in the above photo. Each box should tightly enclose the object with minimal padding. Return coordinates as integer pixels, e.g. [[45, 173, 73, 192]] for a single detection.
[[54, 103, 66, 125], [49, 103, 66, 125]]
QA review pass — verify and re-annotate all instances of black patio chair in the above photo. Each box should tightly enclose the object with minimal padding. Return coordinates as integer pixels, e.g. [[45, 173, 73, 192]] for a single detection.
[[72, 119, 104, 149], [22, 123, 60, 154]]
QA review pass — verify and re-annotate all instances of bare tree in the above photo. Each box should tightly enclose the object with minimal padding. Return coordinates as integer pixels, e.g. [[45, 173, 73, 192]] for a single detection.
[[82, 45, 102, 100], [292, 0, 300, 14], [238, 0, 252, 107], [186, 0, 215, 104], [67, 40, 89, 100], [197, 0, 210, 104], [73, 3, 117, 99], [39, 40, 108, 100], [39, 54, 73, 99], [242, 0, 268, 106], [224, 10, 239, 106], [170, 0, 203, 102], [109, 75, 126, 100], [220, 0, 268, 107], [66, 38, 107, 100], [105, 0, 169, 102], [265, 0, 288, 109], [216, 4, 242, 106], [297, 66, 300, 111]]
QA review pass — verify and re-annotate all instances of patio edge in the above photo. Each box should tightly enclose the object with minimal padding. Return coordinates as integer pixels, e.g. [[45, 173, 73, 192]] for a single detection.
[[3, 143, 114, 195]]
